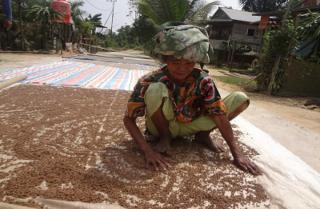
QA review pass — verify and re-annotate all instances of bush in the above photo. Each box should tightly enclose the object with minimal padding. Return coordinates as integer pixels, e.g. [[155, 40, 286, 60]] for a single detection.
[[256, 18, 296, 94]]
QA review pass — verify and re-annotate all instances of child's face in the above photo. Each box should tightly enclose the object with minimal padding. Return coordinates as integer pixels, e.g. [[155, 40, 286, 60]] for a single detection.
[[166, 58, 195, 82]]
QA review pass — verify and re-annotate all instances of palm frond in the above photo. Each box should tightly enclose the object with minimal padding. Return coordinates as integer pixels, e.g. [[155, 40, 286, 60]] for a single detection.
[[138, 0, 216, 26], [295, 11, 320, 59], [187, 1, 220, 24], [138, 0, 162, 24], [171, 0, 190, 21], [28, 2, 62, 24]]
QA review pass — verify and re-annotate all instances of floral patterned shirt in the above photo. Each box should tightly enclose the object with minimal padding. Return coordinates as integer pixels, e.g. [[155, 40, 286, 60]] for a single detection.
[[126, 66, 227, 123]]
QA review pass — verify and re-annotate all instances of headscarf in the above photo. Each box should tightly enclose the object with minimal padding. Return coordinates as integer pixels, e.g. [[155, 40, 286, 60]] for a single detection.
[[154, 25, 211, 64]]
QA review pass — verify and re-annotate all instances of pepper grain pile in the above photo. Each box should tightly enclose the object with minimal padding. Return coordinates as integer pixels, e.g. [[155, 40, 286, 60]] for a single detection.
[[0, 85, 269, 209]]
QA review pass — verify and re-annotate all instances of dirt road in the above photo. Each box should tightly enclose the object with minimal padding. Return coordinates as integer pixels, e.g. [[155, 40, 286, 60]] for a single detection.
[[0, 53, 62, 73]]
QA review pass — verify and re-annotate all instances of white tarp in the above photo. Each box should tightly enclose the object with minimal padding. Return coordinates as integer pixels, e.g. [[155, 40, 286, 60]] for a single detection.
[[234, 117, 320, 209]]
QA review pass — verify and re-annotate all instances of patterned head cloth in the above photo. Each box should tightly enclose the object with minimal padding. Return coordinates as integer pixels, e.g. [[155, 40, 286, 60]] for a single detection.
[[154, 25, 211, 64]]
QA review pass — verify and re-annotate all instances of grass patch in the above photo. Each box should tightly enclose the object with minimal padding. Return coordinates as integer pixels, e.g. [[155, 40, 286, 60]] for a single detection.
[[230, 68, 257, 76], [214, 75, 257, 91]]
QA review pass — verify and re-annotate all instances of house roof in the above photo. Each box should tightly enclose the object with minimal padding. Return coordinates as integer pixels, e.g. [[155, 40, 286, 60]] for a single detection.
[[212, 7, 261, 23]]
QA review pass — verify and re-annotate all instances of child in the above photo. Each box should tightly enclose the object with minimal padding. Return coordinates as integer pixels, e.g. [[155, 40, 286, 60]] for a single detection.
[[123, 25, 261, 175]]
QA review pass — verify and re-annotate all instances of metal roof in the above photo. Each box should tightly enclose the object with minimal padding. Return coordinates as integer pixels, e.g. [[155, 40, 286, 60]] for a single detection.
[[213, 7, 261, 23]]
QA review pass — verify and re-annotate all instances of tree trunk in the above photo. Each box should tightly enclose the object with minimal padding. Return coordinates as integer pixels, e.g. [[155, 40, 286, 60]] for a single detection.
[[18, 0, 25, 50], [268, 55, 281, 95]]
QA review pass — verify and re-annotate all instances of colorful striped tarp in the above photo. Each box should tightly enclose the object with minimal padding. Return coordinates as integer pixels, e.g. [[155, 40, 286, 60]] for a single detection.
[[0, 61, 150, 91]]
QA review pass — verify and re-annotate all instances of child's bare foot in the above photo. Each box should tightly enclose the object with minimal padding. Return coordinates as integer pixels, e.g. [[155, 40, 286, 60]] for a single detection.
[[154, 137, 171, 154], [194, 135, 225, 153]]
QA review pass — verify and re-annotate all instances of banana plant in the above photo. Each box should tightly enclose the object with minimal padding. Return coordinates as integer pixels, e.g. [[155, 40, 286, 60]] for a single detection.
[[295, 11, 320, 62]]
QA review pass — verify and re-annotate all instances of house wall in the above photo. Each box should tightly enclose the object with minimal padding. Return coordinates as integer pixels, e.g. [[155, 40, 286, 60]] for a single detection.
[[210, 40, 226, 50], [207, 22, 263, 52], [231, 22, 263, 52], [208, 24, 232, 40]]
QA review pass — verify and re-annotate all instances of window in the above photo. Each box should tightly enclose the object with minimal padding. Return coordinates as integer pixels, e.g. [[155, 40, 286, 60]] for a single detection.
[[247, 29, 255, 36]]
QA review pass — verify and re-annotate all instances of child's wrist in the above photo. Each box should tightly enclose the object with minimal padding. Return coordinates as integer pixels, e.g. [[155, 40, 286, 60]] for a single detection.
[[141, 144, 153, 154]]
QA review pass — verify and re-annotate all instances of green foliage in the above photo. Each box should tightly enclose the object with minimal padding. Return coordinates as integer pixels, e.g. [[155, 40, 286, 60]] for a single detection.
[[240, 0, 289, 12], [214, 75, 257, 91], [0, 0, 105, 51], [114, 26, 139, 48], [186, 1, 220, 24], [136, 0, 220, 25], [79, 20, 94, 36], [103, 16, 157, 50], [254, 0, 308, 94], [264, 20, 296, 55], [104, 35, 118, 48], [256, 18, 296, 93], [295, 11, 320, 63], [71, 0, 85, 27], [28, 1, 61, 24], [133, 16, 158, 43], [86, 13, 103, 34], [137, 0, 200, 25], [27, 0, 62, 49]]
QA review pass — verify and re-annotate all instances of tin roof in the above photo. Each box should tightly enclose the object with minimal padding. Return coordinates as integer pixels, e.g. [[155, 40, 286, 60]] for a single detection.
[[211, 7, 261, 23]]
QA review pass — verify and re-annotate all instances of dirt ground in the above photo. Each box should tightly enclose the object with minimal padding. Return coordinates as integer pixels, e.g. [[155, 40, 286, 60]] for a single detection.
[[210, 69, 320, 133], [0, 85, 269, 209]]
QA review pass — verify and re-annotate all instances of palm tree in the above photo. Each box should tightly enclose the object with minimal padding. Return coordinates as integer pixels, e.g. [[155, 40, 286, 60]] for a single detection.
[[71, 0, 86, 28], [186, 1, 221, 24], [240, 0, 288, 12], [137, 0, 219, 25], [28, 0, 61, 49], [87, 13, 103, 34]]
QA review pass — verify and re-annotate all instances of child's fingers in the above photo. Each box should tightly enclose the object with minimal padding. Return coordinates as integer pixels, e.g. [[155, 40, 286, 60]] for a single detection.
[[157, 160, 168, 170], [146, 159, 163, 171], [161, 155, 176, 164], [159, 158, 171, 169], [248, 163, 262, 176]]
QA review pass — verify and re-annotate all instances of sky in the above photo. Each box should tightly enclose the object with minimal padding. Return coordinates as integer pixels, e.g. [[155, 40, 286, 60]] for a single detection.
[[80, 0, 242, 32]]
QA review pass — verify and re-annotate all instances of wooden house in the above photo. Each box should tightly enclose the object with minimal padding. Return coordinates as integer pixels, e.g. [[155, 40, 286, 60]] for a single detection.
[[206, 7, 263, 55]]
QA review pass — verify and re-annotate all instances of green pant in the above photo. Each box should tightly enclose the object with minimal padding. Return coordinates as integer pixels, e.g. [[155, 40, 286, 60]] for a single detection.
[[145, 82, 249, 138]]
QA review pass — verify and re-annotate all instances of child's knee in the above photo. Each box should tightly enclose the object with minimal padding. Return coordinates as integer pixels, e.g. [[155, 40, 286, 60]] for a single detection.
[[144, 82, 169, 105], [225, 91, 250, 110], [232, 91, 249, 100], [144, 82, 171, 118]]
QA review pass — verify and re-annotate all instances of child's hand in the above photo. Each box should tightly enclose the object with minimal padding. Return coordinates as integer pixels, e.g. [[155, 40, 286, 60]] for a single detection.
[[233, 154, 262, 176], [144, 148, 171, 171]]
